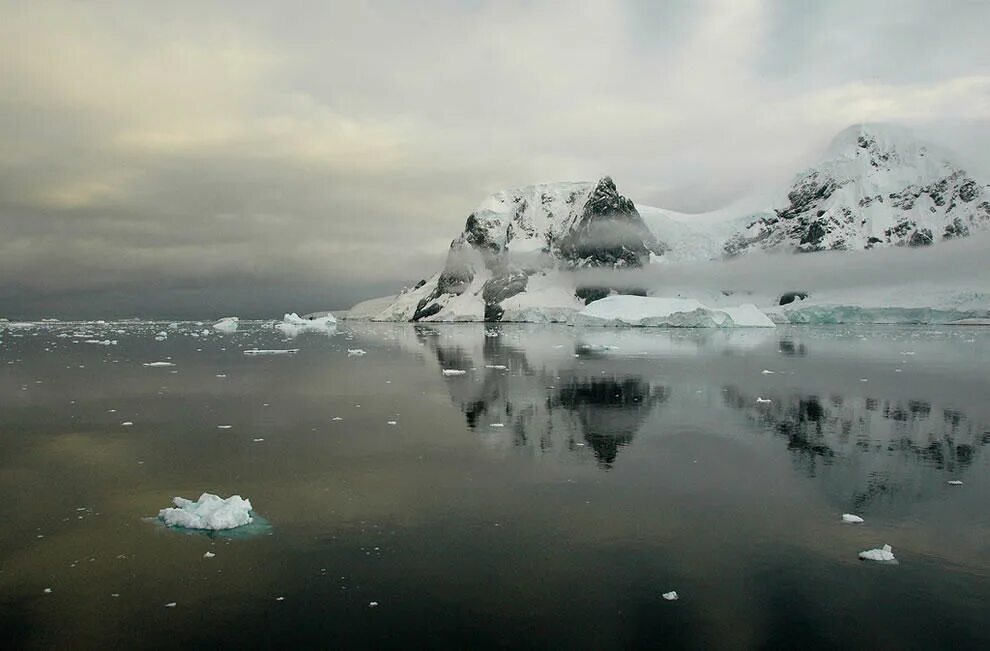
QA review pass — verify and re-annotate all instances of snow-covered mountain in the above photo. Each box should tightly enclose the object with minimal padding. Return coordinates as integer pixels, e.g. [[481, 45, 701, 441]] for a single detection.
[[724, 124, 990, 255], [354, 176, 665, 323], [349, 123, 990, 324]]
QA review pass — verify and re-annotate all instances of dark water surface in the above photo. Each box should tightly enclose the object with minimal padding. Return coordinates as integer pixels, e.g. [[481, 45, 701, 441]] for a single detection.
[[1, 320, 988, 649]]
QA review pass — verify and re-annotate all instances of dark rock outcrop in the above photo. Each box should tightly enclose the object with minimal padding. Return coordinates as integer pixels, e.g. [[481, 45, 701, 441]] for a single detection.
[[556, 177, 663, 267]]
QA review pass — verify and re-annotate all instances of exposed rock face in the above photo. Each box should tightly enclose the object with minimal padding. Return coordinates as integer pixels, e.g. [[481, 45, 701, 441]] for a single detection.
[[724, 124, 990, 256], [407, 176, 665, 322], [556, 177, 663, 267]]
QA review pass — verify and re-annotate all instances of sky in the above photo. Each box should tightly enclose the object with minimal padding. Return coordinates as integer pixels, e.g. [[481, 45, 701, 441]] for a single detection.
[[1, 0, 989, 318]]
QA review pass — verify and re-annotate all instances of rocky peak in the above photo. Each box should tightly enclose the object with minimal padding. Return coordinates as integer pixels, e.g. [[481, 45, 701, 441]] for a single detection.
[[724, 123, 990, 256], [557, 176, 663, 267]]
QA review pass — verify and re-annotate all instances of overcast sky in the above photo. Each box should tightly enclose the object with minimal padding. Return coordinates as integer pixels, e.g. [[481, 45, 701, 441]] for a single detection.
[[2, 0, 989, 318]]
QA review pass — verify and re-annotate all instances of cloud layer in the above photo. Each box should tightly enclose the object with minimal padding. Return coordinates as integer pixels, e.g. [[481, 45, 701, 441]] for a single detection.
[[1, 0, 989, 317]]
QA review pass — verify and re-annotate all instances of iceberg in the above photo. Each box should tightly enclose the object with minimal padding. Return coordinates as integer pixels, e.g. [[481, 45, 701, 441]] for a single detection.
[[158, 493, 253, 531], [858, 544, 896, 563], [662, 591, 679, 601], [841, 514, 864, 523], [213, 316, 239, 333], [243, 348, 299, 356], [143, 361, 175, 367], [275, 312, 337, 337], [573, 296, 775, 328]]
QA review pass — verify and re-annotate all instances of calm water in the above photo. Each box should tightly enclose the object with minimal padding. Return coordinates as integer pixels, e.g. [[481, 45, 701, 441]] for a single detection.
[[1, 320, 989, 649]]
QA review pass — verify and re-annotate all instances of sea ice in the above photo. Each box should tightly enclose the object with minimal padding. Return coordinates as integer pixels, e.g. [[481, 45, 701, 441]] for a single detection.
[[858, 544, 896, 562], [947, 480, 963, 486], [347, 349, 367, 356], [756, 397, 772, 404], [143, 361, 175, 367], [442, 369, 467, 376], [158, 493, 253, 531], [243, 349, 299, 356], [842, 514, 864, 523], [662, 591, 679, 601], [204, 551, 216, 558]]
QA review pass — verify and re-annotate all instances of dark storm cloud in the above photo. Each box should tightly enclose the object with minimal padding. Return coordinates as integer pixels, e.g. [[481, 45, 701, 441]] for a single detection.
[[1, 0, 989, 318]]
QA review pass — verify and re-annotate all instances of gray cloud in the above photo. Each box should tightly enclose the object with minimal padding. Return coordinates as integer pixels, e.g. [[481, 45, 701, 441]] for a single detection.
[[1, 0, 989, 318]]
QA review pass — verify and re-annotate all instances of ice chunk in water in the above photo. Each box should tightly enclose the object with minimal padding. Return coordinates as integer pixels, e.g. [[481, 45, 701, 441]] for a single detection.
[[158, 493, 253, 530], [859, 544, 896, 562], [442, 369, 467, 376], [275, 312, 336, 337], [143, 361, 175, 367], [842, 514, 864, 523], [662, 591, 678, 601], [213, 317, 239, 333]]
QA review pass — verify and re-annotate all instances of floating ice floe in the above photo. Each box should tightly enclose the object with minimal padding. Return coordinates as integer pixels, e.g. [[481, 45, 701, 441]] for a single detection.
[[121, 421, 134, 427], [204, 551, 216, 558], [756, 397, 772, 404], [275, 312, 337, 337], [947, 480, 963, 486], [158, 493, 253, 530], [347, 349, 367, 356], [842, 514, 864, 523], [243, 349, 299, 356], [662, 591, 679, 601], [217, 425, 232, 429], [442, 369, 467, 376], [143, 361, 175, 367], [213, 316, 239, 333], [858, 544, 896, 562], [165, 602, 177, 608], [761, 369, 775, 374]]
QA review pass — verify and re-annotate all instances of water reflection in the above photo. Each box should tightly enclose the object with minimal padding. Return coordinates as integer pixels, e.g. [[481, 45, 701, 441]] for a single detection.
[[550, 377, 668, 467], [410, 325, 669, 468], [723, 386, 990, 510], [396, 322, 990, 506]]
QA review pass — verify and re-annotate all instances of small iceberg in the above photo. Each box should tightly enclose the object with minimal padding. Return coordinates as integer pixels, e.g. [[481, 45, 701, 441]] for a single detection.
[[841, 514, 864, 524], [143, 361, 175, 367], [158, 493, 253, 531], [213, 316, 239, 333], [243, 348, 299, 356], [275, 312, 336, 337], [947, 480, 963, 486], [347, 349, 367, 356], [859, 544, 896, 563], [662, 591, 679, 601], [442, 369, 467, 376]]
